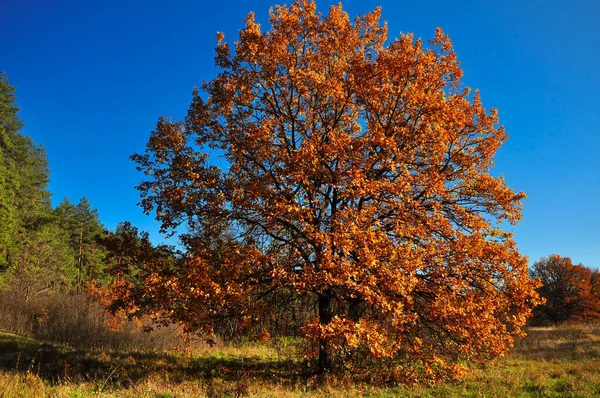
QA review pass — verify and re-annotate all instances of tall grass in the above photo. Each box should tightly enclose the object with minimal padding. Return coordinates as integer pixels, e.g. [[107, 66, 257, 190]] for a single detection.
[[512, 322, 600, 361], [0, 288, 184, 352]]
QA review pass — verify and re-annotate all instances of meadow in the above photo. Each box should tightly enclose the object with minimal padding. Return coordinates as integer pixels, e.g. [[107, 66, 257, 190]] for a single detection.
[[1, 322, 600, 397]]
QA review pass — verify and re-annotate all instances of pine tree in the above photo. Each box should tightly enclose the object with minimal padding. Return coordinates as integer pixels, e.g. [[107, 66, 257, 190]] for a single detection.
[[54, 197, 106, 287], [0, 72, 24, 270], [0, 72, 74, 293]]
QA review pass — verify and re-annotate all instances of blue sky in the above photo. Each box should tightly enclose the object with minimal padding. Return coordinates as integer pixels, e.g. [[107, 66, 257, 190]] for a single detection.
[[2, 0, 599, 267]]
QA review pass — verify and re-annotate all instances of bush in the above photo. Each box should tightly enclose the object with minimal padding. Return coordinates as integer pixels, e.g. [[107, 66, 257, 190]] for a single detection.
[[0, 288, 184, 352]]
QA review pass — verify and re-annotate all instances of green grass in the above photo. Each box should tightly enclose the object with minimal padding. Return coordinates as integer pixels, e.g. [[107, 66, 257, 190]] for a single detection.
[[2, 324, 600, 397]]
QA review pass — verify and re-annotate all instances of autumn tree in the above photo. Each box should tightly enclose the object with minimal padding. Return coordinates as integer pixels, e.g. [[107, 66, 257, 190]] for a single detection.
[[530, 255, 600, 324], [119, 1, 540, 381], [99, 222, 163, 309]]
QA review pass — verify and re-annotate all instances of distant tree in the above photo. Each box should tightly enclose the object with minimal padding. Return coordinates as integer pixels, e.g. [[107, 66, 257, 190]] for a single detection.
[[585, 269, 600, 318], [115, 1, 540, 382], [100, 222, 178, 319], [530, 254, 600, 324], [54, 197, 106, 287], [575, 267, 600, 321], [100, 221, 149, 279], [9, 222, 76, 299]]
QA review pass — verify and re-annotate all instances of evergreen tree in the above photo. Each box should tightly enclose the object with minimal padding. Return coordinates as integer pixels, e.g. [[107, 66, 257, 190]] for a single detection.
[[0, 72, 25, 270], [54, 197, 106, 287], [0, 72, 73, 291]]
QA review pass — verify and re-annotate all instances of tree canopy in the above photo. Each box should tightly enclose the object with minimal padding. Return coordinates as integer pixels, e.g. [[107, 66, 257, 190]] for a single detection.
[[530, 254, 600, 325], [114, 0, 540, 381]]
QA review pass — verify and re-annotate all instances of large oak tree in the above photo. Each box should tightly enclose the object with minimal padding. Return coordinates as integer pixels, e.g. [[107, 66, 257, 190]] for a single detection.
[[119, 1, 540, 381]]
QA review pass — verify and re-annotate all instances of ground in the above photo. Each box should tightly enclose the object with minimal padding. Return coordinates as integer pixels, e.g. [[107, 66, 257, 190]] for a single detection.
[[1, 323, 600, 397]]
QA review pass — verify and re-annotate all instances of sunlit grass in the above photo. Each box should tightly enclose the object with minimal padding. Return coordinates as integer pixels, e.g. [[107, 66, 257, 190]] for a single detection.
[[2, 323, 600, 397]]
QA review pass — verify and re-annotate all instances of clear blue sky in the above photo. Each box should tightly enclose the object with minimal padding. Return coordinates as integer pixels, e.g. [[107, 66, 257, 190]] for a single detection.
[[2, 0, 599, 267]]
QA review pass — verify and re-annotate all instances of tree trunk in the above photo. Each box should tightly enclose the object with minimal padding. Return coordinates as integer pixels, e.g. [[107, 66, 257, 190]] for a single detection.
[[317, 289, 333, 377], [348, 295, 362, 322]]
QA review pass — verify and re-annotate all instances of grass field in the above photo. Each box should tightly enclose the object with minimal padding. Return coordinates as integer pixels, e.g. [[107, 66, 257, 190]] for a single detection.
[[1, 323, 600, 397]]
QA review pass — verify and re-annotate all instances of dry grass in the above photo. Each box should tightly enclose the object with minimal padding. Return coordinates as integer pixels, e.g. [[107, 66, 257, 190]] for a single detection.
[[512, 322, 600, 361], [0, 289, 186, 353], [2, 323, 600, 397]]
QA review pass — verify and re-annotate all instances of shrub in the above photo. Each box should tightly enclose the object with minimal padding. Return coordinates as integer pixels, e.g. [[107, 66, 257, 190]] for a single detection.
[[0, 288, 184, 352]]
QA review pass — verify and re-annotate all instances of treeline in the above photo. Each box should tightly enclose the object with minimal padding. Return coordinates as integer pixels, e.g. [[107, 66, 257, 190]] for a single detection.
[[0, 73, 107, 298], [0, 73, 186, 351]]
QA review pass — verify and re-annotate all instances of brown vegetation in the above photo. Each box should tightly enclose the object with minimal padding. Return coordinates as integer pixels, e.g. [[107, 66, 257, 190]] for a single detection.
[[0, 288, 184, 353]]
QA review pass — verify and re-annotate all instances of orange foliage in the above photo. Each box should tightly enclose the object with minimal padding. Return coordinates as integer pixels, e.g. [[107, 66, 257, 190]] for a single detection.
[[87, 282, 140, 333], [119, 0, 540, 382], [531, 254, 600, 324]]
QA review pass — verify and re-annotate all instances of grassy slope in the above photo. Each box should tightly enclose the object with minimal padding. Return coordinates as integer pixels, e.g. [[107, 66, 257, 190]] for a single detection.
[[1, 324, 600, 397]]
